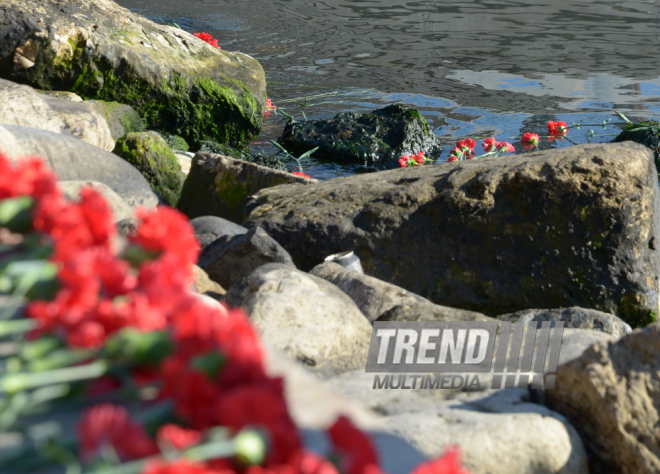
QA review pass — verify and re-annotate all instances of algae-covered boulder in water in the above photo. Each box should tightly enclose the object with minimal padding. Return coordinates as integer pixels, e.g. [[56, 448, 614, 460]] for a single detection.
[[244, 142, 660, 327], [113, 132, 184, 207], [0, 0, 266, 148], [612, 120, 660, 170], [278, 104, 443, 164]]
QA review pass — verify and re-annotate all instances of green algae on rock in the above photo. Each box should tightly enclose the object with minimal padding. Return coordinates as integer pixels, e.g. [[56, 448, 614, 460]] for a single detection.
[[85, 100, 145, 142], [278, 104, 443, 165], [113, 132, 185, 207], [0, 0, 267, 148]]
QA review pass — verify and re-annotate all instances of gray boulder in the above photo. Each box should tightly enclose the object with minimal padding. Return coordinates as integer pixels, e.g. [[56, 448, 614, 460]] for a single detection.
[[311, 261, 432, 321], [190, 215, 248, 248], [327, 369, 588, 474], [59, 180, 133, 223], [497, 307, 632, 339], [0, 78, 114, 150], [177, 152, 317, 224], [0, 124, 158, 210], [224, 263, 372, 376], [378, 301, 495, 322], [0, 0, 266, 147], [546, 323, 660, 473], [198, 226, 295, 290], [244, 142, 660, 327]]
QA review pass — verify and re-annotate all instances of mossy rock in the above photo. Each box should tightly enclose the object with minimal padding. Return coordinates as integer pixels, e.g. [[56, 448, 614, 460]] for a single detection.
[[278, 104, 443, 165], [85, 100, 145, 141], [199, 141, 287, 172], [161, 133, 190, 152], [113, 131, 185, 206], [0, 0, 267, 148]]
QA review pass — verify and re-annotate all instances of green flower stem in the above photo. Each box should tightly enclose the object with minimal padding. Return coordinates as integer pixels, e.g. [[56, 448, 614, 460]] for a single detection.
[[0, 319, 37, 337], [0, 360, 108, 394], [85, 439, 237, 474], [28, 349, 95, 372]]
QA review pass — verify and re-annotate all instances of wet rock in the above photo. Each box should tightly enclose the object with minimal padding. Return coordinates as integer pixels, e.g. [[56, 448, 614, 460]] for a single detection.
[[310, 261, 431, 322], [177, 152, 317, 224], [224, 263, 372, 376], [0, 78, 114, 150], [378, 301, 494, 322], [278, 104, 443, 165], [327, 370, 588, 474], [85, 100, 145, 142], [189, 215, 248, 248], [0, 124, 158, 209], [113, 131, 185, 207], [497, 307, 632, 339], [0, 0, 266, 148], [198, 226, 295, 290], [545, 322, 660, 473], [199, 140, 288, 172], [59, 180, 133, 222], [244, 142, 660, 327]]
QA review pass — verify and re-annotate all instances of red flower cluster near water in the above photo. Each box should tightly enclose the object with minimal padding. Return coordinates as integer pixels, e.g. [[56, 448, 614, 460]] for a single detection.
[[292, 171, 311, 179], [547, 120, 567, 137], [0, 151, 471, 474], [448, 138, 476, 162], [194, 32, 221, 49], [398, 151, 427, 168], [482, 138, 515, 154]]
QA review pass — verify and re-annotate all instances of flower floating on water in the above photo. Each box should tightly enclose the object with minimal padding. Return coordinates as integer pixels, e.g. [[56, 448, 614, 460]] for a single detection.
[[193, 32, 221, 49], [292, 171, 311, 179], [521, 132, 540, 150], [547, 120, 567, 141], [399, 151, 429, 168]]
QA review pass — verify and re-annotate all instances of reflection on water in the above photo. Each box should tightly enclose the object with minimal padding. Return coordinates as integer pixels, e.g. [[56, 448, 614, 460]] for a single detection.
[[116, 0, 660, 179]]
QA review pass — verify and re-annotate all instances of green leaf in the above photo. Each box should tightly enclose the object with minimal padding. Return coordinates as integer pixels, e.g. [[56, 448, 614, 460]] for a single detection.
[[104, 328, 171, 366], [0, 196, 34, 233], [615, 110, 633, 124], [298, 147, 320, 159], [191, 352, 225, 379]]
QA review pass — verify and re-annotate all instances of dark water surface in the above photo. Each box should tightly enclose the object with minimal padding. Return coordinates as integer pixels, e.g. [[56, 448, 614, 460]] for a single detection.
[[118, 0, 660, 179]]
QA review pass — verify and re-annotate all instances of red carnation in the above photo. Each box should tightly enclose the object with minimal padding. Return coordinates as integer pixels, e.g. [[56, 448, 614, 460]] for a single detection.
[[328, 416, 379, 474], [157, 424, 202, 450], [482, 138, 497, 153], [78, 404, 158, 463], [411, 447, 470, 474], [496, 141, 515, 153], [292, 171, 312, 179], [194, 32, 221, 49]]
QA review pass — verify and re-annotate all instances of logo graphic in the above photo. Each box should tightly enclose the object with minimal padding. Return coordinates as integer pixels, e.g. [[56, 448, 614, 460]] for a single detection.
[[366, 321, 564, 390]]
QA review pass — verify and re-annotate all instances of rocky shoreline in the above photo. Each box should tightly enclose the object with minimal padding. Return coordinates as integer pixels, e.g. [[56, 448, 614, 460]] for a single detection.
[[3, 0, 660, 472]]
